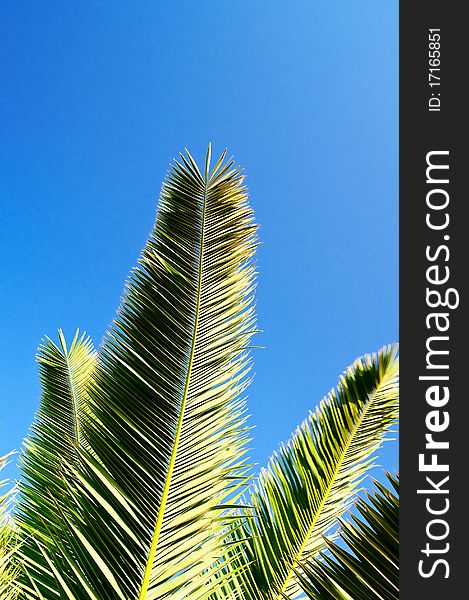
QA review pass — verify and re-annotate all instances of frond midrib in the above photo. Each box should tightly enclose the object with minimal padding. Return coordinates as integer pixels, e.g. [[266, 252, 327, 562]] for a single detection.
[[60, 334, 82, 448], [275, 368, 395, 599], [137, 170, 209, 600]]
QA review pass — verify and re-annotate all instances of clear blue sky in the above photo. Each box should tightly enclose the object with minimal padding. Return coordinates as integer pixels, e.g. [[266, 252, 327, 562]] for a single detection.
[[0, 1, 398, 483]]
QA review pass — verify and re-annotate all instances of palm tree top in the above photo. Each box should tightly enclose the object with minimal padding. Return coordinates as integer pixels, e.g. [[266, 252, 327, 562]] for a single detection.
[[1, 148, 398, 600]]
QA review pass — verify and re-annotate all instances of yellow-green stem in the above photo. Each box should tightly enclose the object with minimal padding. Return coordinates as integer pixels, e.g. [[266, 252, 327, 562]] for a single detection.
[[138, 173, 208, 600], [275, 373, 392, 599]]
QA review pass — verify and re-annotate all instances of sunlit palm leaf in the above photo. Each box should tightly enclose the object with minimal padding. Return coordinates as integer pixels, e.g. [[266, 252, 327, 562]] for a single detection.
[[297, 472, 399, 600], [236, 346, 398, 599], [11, 145, 400, 600], [23, 146, 258, 599], [1, 453, 19, 600], [16, 331, 96, 597]]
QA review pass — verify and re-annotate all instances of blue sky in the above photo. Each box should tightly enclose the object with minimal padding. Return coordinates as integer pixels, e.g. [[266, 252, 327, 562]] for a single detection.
[[0, 1, 398, 482]]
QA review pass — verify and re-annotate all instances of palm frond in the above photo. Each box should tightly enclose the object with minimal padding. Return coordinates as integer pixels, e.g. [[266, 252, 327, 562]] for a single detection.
[[237, 346, 399, 599], [23, 146, 258, 599], [1, 453, 19, 600], [16, 330, 96, 597], [297, 472, 399, 600]]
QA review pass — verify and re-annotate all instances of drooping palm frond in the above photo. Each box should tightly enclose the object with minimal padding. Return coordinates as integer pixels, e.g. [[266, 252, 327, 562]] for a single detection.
[[234, 346, 398, 599], [1, 453, 19, 600], [21, 146, 258, 599], [16, 331, 96, 597], [297, 472, 399, 600]]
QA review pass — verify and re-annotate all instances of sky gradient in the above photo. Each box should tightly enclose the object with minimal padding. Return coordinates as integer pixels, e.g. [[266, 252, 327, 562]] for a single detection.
[[0, 1, 398, 482]]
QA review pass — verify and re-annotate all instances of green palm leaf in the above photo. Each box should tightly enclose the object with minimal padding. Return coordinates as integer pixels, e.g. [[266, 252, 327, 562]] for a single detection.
[[20, 146, 258, 599], [16, 331, 96, 597], [11, 146, 400, 600], [237, 346, 398, 599], [297, 472, 399, 600], [1, 453, 19, 600]]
